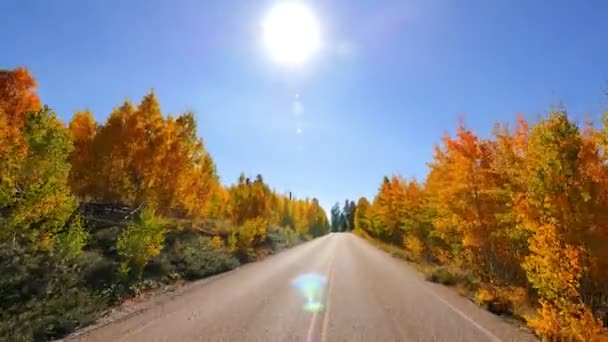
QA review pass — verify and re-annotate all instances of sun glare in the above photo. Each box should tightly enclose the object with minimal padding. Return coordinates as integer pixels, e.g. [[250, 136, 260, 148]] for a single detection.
[[262, 2, 321, 66]]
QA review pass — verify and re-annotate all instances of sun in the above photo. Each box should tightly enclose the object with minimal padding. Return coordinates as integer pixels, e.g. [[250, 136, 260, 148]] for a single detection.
[[262, 2, 321, 66]]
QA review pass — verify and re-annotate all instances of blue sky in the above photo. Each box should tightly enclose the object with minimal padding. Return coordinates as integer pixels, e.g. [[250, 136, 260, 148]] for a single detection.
[[3, 0, 608, 213]]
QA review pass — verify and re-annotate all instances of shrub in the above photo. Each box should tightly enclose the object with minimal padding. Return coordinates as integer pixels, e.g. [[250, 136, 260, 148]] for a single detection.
[[144, 254, 176, 281], [457, 271, 479, 292], [426, 267, 457, 286], [403, 235, 424, 259], [116, 207, 166, 280], [474, 287, 511, 316], [177, 244, 239, 280], [90, 226, 121, 255], [526, 300, 607, 341], [283, 227, 301, 247], [80, 251, 119, 290], [228, 218, 267, 260], [267, 227, 301, 251], [209, 236, 224, 249], [161, 231, 239, 280], [200, 219, 234, 236], [0, 244, 106, 341]]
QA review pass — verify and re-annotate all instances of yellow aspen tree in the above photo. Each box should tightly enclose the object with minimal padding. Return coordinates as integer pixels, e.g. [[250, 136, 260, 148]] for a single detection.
[[354, 197, 371, 235], [489, 118, 531, 287], [68, 111, 97, 198], [0, 68, 41, 205], [91, 101, 138, 203], [426, 123, 500, 275], [519, 110, 605, 340]]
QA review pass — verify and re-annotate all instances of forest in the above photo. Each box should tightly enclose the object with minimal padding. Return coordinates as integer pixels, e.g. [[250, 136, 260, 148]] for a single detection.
[[350, 112, 608, 340], [0, 68, 329, 341], [3, 65, 608, 341]]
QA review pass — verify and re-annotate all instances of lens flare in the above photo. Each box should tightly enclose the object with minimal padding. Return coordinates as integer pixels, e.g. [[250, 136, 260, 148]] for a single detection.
[[291, 273, 327, 313]]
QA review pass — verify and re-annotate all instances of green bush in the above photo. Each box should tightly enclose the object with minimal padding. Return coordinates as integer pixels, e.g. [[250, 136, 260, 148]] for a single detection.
[[143, 254, 177, 281], [178, 245, 239, 280], [426, 267, 457, 286], [162, 231, 239, 280], [458, 271, 480, 291], [425, 266, 479, 290], [1, 287, 104, 342], [90, 226, 121, 256], [267, 226, 301, 251], [80, 251, 119, 290], [0, 244, 106, 341], [116, 207, 166, 280], [266, 228, 285, 250]]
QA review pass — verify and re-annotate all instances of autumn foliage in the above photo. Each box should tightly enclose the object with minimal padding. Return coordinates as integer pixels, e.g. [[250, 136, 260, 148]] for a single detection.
[[0, 67, 329, 340], [358, 112, 608, 340], [0, 67, 329, 253], [68, 94, 218, 218]]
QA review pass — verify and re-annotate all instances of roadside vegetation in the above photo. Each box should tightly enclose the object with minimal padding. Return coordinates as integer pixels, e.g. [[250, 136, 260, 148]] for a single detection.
[[337, 112, 608, 340], [0, 68, 330, 341]]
